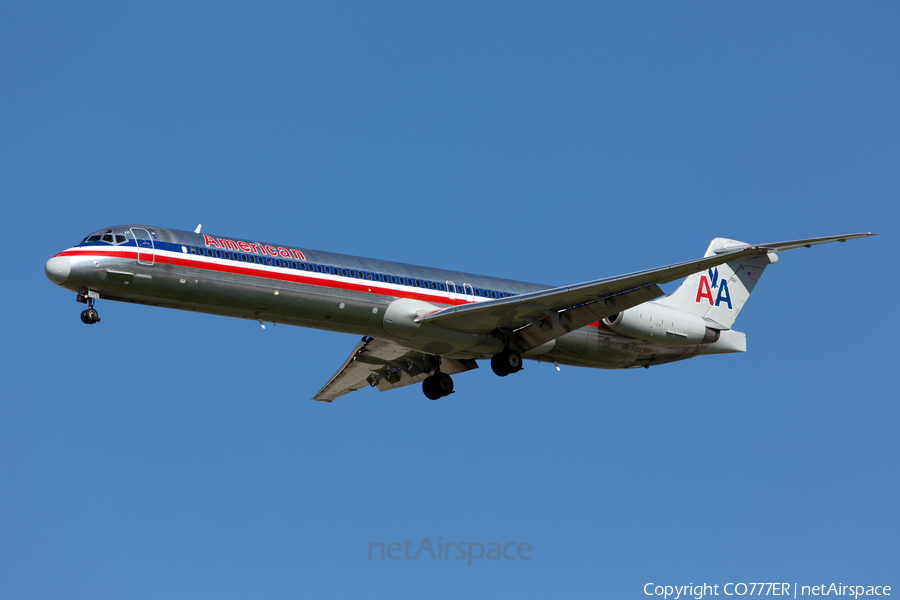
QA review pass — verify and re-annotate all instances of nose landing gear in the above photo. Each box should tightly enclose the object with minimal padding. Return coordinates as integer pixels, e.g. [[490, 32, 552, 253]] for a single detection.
[[80, 308, 100, 324], [77, 293, 101, 324]]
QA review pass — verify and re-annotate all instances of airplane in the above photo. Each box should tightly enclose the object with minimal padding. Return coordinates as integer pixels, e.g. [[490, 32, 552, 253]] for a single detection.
[[44, 225, 873, 401]]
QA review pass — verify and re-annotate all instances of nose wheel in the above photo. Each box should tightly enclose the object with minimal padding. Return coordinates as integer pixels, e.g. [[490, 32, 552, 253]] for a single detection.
[[78, 294, 101, 324]]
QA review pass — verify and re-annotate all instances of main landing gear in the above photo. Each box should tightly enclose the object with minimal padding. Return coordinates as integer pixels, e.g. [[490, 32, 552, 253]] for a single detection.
[[77, 293, 101, 324], [422, 372, 454, 401], [490, 348, 522, 377]]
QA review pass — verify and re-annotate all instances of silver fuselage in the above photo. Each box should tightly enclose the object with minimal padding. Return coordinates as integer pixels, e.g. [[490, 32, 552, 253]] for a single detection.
[[46, 225, 713, 369]]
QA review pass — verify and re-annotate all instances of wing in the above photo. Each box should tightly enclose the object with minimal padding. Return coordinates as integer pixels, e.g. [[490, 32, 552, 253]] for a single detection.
[[415, 234, 873, 353], [312, 337, 478, 402]]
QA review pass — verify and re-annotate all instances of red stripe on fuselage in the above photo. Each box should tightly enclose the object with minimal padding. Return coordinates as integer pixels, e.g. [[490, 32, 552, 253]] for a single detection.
[[57, 248, 472, 307], [57, 248, 610, 327]]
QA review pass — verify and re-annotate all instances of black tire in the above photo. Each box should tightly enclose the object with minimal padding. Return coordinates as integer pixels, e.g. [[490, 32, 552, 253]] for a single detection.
[[80, 310, 91, 324], [505, 348, 522, 373], [87, 308, 100, 324], [434, 372, 454, 396], [423, 377, 442, 400], [491, 352, 510, 377]]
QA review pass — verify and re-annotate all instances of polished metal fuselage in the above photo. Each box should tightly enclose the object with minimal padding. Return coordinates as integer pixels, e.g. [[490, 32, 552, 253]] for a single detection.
[[49, 225, 711, 369]]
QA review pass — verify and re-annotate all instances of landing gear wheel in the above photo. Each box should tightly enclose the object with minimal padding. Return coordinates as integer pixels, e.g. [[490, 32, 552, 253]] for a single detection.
[[79, 295, 101, 324], [422, 373, 454, 400], [434, 372, 453, 396], [491, 353, 509, 377], [491, 349, 522, 377], [423, 376, 442, 401]]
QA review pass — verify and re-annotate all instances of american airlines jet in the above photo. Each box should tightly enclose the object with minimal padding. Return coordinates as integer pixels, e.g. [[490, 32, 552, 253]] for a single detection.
[[44, 226, 872, 401]]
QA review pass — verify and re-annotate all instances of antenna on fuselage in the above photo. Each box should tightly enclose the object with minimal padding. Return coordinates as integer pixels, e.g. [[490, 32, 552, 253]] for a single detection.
[[194, 224, 202, 234]]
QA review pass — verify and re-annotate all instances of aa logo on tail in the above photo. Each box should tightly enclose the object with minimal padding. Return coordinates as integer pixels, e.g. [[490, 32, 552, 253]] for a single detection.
[[695, 268, 732, 309]]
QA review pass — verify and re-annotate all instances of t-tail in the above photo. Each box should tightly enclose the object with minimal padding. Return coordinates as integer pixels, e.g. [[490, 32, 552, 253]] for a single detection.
[[655, 237, 778, 329], [602, 233, 872, 356]]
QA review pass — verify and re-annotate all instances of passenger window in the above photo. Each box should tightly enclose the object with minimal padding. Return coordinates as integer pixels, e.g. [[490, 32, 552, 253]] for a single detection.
[[366, 272, 373, 280], [415, 280, 421, 287], [274, 259, 281, 267], [491, 291, 498, 298], [391, 276, 397, 284], [267, 258, 273, 266], [216, 250, 222, 258], [291, 261, 297, 269], [439, 283, 446, 291], [317, 265, 323, 273], [341, 269, 347, 277], [190, 247, 196, 254]]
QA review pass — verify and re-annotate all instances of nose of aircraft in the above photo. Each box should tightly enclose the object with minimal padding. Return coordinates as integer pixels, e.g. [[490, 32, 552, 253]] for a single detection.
[[45, 255, 71, 285]]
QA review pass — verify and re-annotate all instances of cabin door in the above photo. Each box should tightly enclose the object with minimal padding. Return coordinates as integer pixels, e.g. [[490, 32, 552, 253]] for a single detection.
[[131, 228, 155, 265]]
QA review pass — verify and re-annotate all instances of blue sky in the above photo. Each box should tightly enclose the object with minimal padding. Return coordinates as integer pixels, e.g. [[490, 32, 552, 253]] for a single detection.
[[2, 2, 897, 598]]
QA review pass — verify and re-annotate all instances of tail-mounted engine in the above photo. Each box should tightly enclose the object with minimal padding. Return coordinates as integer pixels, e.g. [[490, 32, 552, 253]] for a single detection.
[[603, 303, 721, 346]]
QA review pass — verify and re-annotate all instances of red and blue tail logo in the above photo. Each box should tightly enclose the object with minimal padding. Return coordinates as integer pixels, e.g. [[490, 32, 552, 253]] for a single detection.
[[695, 268, 732, 309]]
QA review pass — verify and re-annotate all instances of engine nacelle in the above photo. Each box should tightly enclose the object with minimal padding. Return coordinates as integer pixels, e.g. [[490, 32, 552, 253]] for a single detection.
[[603, 303, 720, 346]]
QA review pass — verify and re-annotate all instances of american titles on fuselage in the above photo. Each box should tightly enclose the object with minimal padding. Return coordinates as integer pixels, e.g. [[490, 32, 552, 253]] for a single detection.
[[202, 234, 306, 262]]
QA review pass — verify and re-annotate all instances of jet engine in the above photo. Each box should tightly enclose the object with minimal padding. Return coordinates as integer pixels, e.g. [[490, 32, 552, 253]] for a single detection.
[[603, 303, 721, 346]]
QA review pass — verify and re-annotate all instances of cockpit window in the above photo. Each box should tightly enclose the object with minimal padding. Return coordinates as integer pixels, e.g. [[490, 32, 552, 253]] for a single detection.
[[115, 234, 126, 244], [102, 234, 113, 242], [87, 235, 102, 242]]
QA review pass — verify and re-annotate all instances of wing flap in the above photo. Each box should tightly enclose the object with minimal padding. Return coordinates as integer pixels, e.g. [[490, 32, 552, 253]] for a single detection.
[[511, 284, 664, 351], [312, 337, 477, 402]]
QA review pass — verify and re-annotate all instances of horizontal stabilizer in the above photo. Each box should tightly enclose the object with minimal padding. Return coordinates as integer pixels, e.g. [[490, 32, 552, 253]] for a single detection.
[[714, 232, 875, 254]]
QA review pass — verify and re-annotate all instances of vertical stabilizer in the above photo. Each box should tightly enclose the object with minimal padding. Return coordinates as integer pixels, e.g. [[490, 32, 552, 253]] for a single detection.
[[656, 238, 777, 328]]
